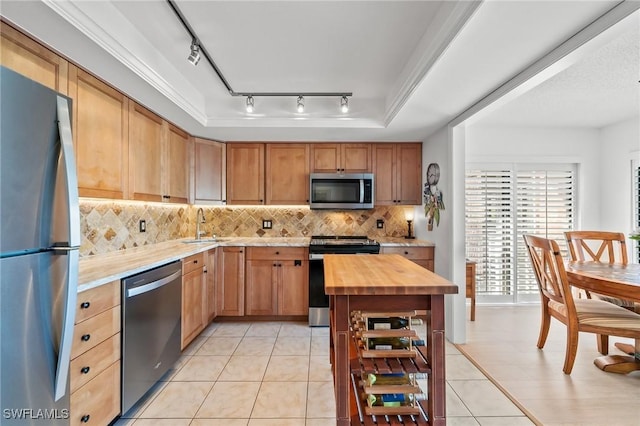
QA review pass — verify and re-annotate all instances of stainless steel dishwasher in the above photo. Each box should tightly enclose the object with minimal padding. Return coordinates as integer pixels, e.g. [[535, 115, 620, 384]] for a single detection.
[[121, 261, 182, 415]]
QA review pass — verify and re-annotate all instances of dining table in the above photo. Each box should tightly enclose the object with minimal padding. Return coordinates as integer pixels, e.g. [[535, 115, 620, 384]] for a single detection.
[[565, 261, 640, 374]]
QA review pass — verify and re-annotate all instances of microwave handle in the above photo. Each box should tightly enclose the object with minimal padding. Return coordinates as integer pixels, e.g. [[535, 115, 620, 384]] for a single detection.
[[360, 179, 365, 203]]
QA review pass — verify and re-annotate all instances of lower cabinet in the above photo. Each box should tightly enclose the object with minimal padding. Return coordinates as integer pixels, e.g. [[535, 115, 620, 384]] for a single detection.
[[381, 246, 434, 272], [217, 246, 245, 316], [245, 247, 309, 316], [182, 253, 206, 349], [205, 248, 217, 323], [70, 280, 121, 426]]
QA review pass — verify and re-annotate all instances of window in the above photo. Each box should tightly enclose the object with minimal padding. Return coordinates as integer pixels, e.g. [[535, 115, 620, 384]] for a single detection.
[[633, 159, 640, 263], [465, 164, 575, 304]]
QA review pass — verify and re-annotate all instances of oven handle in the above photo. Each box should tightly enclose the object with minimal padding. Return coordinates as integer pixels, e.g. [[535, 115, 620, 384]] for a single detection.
[[309, 253, 324, 261]]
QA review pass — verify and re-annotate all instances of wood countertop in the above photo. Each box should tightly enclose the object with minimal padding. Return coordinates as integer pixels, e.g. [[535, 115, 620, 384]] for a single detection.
[[324, 254, 457, 296]]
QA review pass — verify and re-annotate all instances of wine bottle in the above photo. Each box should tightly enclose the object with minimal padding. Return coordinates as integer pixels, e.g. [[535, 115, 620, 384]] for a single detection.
[[367, 336, 410, 350], [367, 316, 409, 330], [366, 372, 409, 386], [367, 393, 407, 407]]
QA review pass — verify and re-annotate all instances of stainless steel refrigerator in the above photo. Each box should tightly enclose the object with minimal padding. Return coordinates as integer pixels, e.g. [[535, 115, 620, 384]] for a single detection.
[[1, 66, 80, 425]]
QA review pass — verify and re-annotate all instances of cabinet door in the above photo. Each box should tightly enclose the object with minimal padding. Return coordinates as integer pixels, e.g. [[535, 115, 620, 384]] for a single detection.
[[69, 66, 129, 199], [227, 143, 264, 204], [341, 143, 371, 172], [278, 259, 309, 316], [396, 143, 422, 204], [310, 144, 340, 173], [266, 144, 309, 204], [217, 247, 245, 316], [372, 144, 396, 205], [0, 23, 68, 93], [166, 124, 189, 203], [182, 267, 205, 349], [206, 249, 217, 323], [194, 138, 226, 204], [129, 101, 163, 201], [245, 260, 277, 315]]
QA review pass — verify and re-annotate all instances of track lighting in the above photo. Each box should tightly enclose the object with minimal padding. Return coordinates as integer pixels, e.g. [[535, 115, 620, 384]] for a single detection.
[[246, 95, 254, 113], [187, 39, 201, 66], [340, 96, 349, 113], [296, 96, 305, 113]]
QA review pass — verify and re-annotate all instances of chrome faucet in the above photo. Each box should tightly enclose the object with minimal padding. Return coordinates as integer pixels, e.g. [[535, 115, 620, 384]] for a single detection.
[[195, 208, 206, 240]]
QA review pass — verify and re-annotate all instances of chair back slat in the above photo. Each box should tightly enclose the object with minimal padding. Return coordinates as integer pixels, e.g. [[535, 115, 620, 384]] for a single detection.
[[524, 234, 576, 313], [564, 231, 628, 264]]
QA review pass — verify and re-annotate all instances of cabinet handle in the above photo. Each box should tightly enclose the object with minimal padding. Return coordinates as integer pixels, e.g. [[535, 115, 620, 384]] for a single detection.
[[193, 260, 198, 264], [80, 301, 90, 309], [81, 366, 90, 374], [273, 263, 277, 267], [81, 414, 90, 423], [275, 251, 279, 255], [81, 334, 91, 342], [162, 195, 170, 199], [404, 251, 409, 255]]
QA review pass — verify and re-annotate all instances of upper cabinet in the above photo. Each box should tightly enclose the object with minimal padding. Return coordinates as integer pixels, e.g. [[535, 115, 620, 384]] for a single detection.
[[310, 143, 371, 173], [1, 22, 68, 94], [69, 66, 129, 199], [266, 144, 309, 204], [227, 143, 265, 205], [372, 143, 422, 205], [128, 101, 189, 203], [193, 138, 226, 205]]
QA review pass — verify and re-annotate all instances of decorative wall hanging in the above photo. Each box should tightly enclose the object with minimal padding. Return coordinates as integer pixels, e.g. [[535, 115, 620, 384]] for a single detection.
[[424, 163, 445, 231]]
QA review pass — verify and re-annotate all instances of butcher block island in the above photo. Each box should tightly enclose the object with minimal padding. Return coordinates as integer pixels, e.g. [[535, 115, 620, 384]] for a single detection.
[[324, 254, 458, 426]]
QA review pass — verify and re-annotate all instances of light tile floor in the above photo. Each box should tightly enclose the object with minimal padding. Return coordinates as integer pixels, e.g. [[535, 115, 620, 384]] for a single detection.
[[456, 305, 640, 426], [115, 319, 533, 426]]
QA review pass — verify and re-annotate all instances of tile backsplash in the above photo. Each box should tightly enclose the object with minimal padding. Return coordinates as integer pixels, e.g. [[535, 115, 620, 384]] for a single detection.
[[79, 199, 415, 256]]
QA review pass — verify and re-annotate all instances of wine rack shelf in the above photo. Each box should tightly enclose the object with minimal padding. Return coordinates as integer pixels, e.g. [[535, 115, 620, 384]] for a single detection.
[[349, 310, 431, 424]]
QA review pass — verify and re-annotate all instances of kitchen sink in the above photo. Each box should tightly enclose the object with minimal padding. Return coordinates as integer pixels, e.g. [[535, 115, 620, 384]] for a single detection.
[[182, 238, 230, 244]]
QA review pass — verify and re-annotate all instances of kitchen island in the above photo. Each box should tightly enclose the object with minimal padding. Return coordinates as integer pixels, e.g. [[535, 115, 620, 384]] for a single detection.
[[324, 254, 457, 426]]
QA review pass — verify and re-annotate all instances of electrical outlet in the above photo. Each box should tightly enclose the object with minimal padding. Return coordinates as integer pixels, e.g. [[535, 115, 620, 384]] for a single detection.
[[262, 219, 272, 229], [376, 219, 384, 229], [139, 219, 146, 232]]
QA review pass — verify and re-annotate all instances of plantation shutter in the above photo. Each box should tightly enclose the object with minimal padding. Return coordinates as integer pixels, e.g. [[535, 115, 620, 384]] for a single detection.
[[634, 160, 640, 262]]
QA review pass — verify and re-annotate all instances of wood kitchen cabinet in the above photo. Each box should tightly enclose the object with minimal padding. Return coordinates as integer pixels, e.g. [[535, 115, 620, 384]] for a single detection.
[[216, 246, 245, 316], [245, 247, 308, 316], [266, 144, 309, 204], [128, 101, 189, 203], [70, 280, 121, 426], [194, 138, 226, 205], [181, 253, 206, 349], [0, 22, 68, 94], [205, 249, 217, 323], [381, 246, 434, 271], [226, 143, 265, 204], [310, 143, 371, 173], [69, 65, 129, 199], [372, 143, 422, 205]]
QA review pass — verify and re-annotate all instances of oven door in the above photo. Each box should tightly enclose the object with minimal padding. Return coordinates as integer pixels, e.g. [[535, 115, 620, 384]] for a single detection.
[[308, 253, 329, 326]]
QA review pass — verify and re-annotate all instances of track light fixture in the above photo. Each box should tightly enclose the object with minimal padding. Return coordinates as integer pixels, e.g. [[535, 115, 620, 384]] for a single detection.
[[296, 96, 305, 113], [187, 39, 201, 66], [245, 95, 254, 113], [340, 96, 349, 113]]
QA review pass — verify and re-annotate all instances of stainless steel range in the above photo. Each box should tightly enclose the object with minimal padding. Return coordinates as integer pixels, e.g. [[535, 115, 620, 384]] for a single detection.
[[308, 236, 380, 326]]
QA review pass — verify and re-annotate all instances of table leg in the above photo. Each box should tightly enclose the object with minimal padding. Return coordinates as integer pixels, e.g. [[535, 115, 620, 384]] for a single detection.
[[427, 294, 446, 426], [594, 338, 640, 374], [333, 295, 350, 426]]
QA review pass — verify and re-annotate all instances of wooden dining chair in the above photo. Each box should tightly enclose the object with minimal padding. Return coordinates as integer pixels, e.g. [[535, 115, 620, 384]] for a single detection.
[[523, 234, 640, 374], [564, 231, 635, 353]]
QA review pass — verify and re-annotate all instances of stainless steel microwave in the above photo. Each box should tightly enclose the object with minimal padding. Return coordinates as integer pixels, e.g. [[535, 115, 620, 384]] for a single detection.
[[309, 173, 374, 209]]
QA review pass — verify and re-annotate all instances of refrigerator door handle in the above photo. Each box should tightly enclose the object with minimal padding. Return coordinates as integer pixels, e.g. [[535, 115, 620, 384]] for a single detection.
[[56, 96, 80, 249], [53, 249, 78, 401]]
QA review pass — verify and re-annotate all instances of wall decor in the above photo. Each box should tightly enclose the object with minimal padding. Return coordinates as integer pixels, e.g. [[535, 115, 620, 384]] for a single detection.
[[424, 163, 445, 231]]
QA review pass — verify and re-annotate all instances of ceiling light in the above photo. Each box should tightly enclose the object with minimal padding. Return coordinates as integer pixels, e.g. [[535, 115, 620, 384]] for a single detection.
[[187, 39, 201, 66], [296, 96, 305, 113], [340, 96, 349, 113], [246, 95, 254, 113]]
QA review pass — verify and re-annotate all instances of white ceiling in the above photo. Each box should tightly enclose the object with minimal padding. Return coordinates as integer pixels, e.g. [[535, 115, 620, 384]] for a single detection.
[[1, 1, 637, 141]]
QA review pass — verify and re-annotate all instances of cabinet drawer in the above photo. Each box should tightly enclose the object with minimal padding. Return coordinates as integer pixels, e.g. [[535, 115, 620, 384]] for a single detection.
[[381, 246, 434, 260], [75, 280, 119, 324], [70, 334, 120, 394], [182, 253, 204, 275], [71, 306, 120, 359], [246, 247, 307, 260], [70, 360, 120, 426]]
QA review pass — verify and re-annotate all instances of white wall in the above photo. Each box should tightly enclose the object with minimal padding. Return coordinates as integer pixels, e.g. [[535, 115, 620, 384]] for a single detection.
[[466, 125, 602, 230], [598, 117, 640, 241]]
